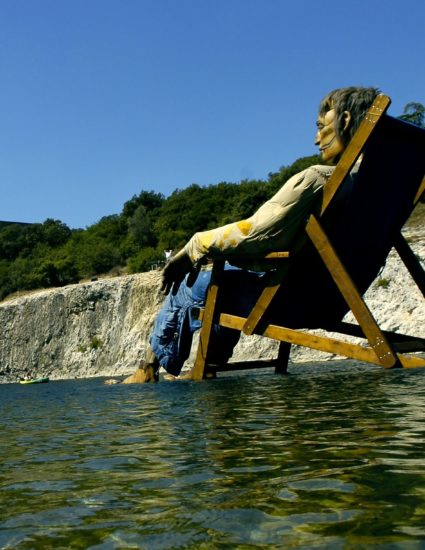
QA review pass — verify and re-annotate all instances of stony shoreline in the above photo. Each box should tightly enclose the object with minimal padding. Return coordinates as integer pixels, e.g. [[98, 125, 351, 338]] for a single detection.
[[1, 228, 424, 384]]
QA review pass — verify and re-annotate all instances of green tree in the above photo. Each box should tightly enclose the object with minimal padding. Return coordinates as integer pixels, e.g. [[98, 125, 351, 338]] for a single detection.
[[0, 224, 27, 260], [40, 219, 72, 247], [128, 204, 157, 248], [224, 179, 270, 221], [86, 215, 127, 242], [90, 242, 121, 273], [0, 259, 15, 299], [122, 190, 164, 219], [399, 102, 425, 128], [127, 247, 164, 273]]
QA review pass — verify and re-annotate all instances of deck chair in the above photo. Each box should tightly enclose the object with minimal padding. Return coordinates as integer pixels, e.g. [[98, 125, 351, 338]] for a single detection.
[[191, 94, 425, 380]]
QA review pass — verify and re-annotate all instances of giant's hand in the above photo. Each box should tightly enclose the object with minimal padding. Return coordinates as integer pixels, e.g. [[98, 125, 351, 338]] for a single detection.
[[160, 249, 199, 295]]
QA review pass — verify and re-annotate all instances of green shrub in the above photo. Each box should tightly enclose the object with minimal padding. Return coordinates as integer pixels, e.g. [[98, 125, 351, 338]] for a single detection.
[[376, 278, 391, 289], [127, 247, 164, 273], [90, 336, 103, 350]]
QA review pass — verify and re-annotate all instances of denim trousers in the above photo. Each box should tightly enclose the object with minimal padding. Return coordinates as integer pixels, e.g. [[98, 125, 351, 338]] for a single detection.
[[149, 265, 266, 375]]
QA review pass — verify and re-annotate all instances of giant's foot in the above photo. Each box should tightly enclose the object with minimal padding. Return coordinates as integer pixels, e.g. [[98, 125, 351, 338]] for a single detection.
[[163, 369, 193, 381], [122, 363, 159, 384], [162, 367, 217, 381]]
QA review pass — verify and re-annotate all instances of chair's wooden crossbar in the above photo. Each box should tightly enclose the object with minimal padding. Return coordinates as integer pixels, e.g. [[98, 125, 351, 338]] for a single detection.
[[214, 312, 425, 369], [199, 310, 425, 354], [242, 266, 288, 336], [265, 252, 290, 259], [207, 358, 279, 373], [329, 321, 425, 352], [200, 302, 424, 353]]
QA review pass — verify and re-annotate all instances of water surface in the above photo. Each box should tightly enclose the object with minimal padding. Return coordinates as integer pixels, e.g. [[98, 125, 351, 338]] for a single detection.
[[1, 362, 425, 549]]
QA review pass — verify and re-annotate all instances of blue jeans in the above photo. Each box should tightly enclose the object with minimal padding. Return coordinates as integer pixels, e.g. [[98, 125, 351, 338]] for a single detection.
[[150, 266, 266, 375]]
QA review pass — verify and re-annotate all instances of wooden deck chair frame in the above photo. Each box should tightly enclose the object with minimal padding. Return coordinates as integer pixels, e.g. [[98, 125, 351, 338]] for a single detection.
[[191, 94, 425, 380]]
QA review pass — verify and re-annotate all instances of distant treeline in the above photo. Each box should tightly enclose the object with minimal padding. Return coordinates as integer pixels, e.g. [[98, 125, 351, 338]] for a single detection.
[[1, 102, 424, 301], [0, 155, 323, 300]]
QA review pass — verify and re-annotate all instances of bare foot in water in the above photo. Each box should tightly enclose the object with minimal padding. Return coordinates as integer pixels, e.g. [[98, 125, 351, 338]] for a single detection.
[[162, 368, 193, 381], [162, 368, 217, 381], [121, 364, 158, 384]]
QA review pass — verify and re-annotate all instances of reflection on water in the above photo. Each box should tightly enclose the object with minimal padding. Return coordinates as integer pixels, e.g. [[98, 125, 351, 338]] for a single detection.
[[1, 362, 425, 548]]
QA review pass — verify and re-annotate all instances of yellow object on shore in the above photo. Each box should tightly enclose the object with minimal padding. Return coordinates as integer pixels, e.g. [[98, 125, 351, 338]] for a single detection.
[[19, 377, 49, 385]]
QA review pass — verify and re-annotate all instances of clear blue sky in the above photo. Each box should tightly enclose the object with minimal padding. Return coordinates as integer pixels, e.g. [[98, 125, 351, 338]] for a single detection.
[[1, 0, 424, 229]]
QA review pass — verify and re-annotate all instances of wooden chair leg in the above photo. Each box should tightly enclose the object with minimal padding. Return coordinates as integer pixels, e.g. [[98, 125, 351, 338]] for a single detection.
[[306, 215, 400, 368], [275, 341, 291, 374], [192, 261, 225, 381]]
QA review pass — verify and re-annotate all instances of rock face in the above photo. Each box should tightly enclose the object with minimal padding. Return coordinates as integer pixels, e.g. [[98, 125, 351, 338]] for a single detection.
[[1, 230, 424, 383], [0, 272, 164, 382]]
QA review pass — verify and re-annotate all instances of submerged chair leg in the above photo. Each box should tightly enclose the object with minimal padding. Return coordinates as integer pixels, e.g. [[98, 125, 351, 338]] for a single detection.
[[192, 261, 225, 381], [275, 341, 291, 374]]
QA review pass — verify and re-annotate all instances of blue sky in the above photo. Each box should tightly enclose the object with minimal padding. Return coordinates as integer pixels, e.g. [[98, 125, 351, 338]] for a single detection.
[[1, 0, 424, 229]]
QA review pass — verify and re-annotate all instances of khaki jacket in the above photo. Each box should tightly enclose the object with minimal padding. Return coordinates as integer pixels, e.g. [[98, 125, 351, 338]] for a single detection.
[[183, 164, 336, 270]]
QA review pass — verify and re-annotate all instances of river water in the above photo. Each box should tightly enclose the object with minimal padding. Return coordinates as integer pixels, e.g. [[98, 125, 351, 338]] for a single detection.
[[1, 362, 425, 549]]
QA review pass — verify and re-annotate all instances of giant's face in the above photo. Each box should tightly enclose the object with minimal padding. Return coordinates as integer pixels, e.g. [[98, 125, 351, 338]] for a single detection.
[[315, 108, 345, 165]]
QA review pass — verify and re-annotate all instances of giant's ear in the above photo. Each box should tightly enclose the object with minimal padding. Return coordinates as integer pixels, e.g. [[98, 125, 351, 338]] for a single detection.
[[342, 111, 352, 133]]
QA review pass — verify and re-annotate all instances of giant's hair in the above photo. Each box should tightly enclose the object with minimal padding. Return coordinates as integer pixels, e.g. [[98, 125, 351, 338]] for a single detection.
[[319, 86, 381, 145]]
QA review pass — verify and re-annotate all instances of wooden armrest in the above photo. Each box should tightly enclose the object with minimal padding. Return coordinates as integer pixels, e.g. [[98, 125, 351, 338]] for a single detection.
[[264, 251, 290, 259], [210, 251, 290, 264]]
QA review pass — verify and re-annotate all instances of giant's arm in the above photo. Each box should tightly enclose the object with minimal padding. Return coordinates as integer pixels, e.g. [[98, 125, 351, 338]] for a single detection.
[[183, 166, 331, 264]]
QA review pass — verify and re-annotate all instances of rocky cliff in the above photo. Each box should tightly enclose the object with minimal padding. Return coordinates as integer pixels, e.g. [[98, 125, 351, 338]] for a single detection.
[[1, 229, 424, 383], [0, 272, 164, 382]]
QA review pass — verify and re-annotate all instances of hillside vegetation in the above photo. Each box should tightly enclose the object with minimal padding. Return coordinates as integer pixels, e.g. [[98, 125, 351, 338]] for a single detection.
[[0, 155, 324, 300]]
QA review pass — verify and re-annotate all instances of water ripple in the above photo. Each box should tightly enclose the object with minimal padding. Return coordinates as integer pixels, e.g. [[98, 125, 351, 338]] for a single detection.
[[1, 365, 425, 548]]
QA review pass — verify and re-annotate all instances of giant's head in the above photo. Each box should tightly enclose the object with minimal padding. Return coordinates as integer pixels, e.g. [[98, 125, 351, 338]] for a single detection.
[[316, 86, 381, 164]]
